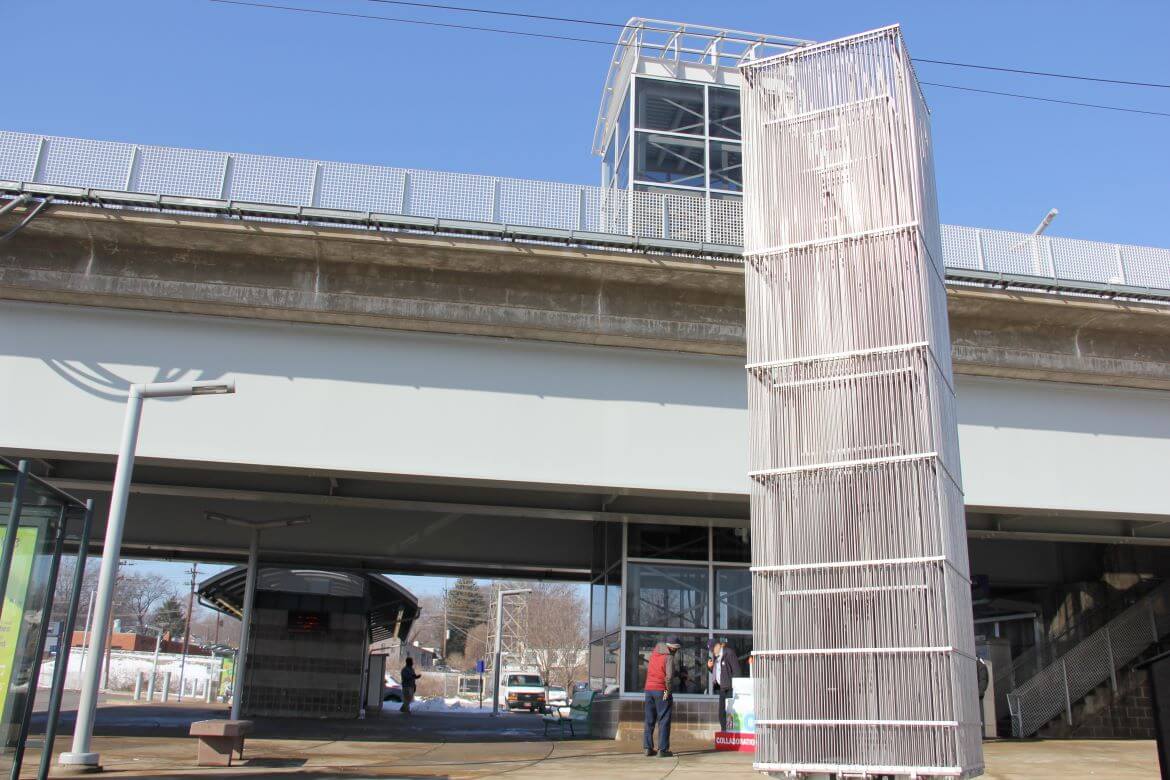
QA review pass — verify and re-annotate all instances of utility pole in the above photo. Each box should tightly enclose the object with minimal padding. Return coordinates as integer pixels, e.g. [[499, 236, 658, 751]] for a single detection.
[[441, 580, 448, 661], [176, 563, 197, 701]]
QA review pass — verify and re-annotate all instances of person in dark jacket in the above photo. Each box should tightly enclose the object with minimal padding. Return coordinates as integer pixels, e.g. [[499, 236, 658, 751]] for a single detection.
[[708, 640, 743, 731], [400, 657, 421, 714], [643, 636, 681, 757]]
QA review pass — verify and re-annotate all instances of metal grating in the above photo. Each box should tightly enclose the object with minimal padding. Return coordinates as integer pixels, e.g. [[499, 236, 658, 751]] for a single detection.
[[741, 26, 982, 778], [0, 129, 1165, 294]]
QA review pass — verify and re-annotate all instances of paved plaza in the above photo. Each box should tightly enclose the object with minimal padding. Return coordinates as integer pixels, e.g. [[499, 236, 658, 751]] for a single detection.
[[20, 704, 1161, 778]]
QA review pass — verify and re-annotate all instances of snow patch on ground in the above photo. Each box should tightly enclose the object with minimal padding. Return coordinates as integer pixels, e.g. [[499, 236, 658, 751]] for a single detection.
[[411, 696, 502, 713]]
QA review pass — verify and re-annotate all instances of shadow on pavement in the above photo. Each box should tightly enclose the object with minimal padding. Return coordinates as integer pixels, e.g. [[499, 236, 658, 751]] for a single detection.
[[31, 703, 579, 744]]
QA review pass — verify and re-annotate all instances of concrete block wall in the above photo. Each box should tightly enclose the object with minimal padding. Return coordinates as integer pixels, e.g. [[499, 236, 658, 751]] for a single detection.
[[589, 695, 719, 744], [243, 591, 368, 719]]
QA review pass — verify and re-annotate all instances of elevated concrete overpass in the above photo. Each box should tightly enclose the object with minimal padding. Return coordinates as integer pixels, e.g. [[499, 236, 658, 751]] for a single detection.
[[2, 202, 1169, 581]]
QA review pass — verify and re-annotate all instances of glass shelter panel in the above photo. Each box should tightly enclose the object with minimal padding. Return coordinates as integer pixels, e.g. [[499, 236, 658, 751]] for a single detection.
[[627, 523, 708, 561], [715, 567, 752, 631], [635, 79, 705, 135], [713, 526, 750, 563], [709, 141, 742, 192], [626, 563, 708, 629], [604, 566, 621, 636], [0, 484, 64, 775], [708, 87, 742, 139], [634, 133, 705, 188], [590, 580, 605, 641], [624, 631, 709, 694]]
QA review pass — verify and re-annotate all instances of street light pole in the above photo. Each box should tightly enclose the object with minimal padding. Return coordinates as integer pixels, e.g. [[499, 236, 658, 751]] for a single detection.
[[490, 588, 530, 717], [59, 379, 235, 772], [232, 528, 260, 721], [205, 512, 310, 721]]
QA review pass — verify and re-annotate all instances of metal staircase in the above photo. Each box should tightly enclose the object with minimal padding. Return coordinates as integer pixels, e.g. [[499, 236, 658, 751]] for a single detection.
[[1008, 580, 1170, 737]]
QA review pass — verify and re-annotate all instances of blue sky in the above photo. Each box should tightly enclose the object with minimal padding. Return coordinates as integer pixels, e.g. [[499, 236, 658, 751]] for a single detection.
[[5, 1, 1169, 247]]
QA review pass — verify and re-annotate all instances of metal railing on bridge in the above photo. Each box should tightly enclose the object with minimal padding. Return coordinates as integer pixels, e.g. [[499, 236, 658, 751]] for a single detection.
[[2, 130, 1168, 295]]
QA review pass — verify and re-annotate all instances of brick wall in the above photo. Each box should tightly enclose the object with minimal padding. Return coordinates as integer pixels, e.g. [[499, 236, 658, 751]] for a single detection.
[[1072, 667, 1156, 739]]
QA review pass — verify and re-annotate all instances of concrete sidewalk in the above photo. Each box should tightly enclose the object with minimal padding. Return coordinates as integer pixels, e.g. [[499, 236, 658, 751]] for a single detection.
[[20, 714, 1159, 779]]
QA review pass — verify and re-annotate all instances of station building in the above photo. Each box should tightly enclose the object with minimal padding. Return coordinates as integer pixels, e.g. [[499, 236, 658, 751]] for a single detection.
[[2, 19, 1170, 744]]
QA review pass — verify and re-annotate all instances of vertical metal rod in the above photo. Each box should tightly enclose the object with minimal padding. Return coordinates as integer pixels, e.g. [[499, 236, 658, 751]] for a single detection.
[[230, 529, 260, 720], [38, 499, 94, 780], [60, 389, 144, 769], [0, 460, 30, 613], [162, 671, 171, 703], [176, 564, 197, 701], [975, 229, 986, 271], [1062, 659, 1073, 725], [401, 172, 411, 216], [491, 179, 502, 223], [148, 629, 161, 701], [1114, 245, 1127, 285], [1105, 626, 1118, 694], [11, 505, 69, 780]]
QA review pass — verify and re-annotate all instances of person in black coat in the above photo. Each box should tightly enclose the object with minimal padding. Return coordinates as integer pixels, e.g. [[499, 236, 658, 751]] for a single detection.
[[707, 640, 743, 731]]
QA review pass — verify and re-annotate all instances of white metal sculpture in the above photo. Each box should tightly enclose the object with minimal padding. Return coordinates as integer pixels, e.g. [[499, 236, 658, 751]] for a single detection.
[[741, 26, 983, 778]]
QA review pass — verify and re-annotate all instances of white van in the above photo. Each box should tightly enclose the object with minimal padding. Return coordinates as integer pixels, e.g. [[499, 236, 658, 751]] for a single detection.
[[499, 672, 546, 712]]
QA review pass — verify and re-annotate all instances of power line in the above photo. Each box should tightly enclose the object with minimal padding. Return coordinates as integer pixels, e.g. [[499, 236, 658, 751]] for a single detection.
[[207, 0, 1170, 119], [913, 58, 1170, 91], [361, 0, 1170, 90], [919, 81, 1170, 118], [207, 0, 620, 47]]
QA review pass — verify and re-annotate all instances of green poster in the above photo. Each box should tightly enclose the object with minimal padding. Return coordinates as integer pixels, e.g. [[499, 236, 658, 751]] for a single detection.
[[0, 526, 41, 719]]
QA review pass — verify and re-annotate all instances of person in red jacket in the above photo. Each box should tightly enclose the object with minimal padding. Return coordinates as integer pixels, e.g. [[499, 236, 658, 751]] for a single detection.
[[643, 636, 681, 757]]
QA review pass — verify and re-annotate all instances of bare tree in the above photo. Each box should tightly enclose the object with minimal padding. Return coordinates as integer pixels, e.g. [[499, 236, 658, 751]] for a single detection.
[[518, 582, 588, 689], [116, 572, 176, 631]]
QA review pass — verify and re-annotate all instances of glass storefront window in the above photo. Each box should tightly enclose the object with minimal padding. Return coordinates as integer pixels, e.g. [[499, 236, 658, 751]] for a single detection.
[[635, 79, 705, 135], [713, 526, 751, 563], [634, 132, 705, 188], [624, 631, 709, 694], [604, 566, 621, 636], [628, 523, 708, 561], [715, 567, 752, 631], [708, 86, 741, 139], [627, 563, 708, 629], [709, 140, 742, 192]]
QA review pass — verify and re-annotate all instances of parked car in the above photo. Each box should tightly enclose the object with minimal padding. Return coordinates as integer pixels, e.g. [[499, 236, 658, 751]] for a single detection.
[[499, 673, 546, 712], [383, 674, 403, 702]]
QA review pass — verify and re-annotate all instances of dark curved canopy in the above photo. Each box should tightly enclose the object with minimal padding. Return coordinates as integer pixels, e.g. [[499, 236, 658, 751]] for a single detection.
[[198, 566, 419, 644]]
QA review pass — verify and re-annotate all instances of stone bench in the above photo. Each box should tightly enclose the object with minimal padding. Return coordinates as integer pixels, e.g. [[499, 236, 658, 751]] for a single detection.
[[190, 719, 253, 767]]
